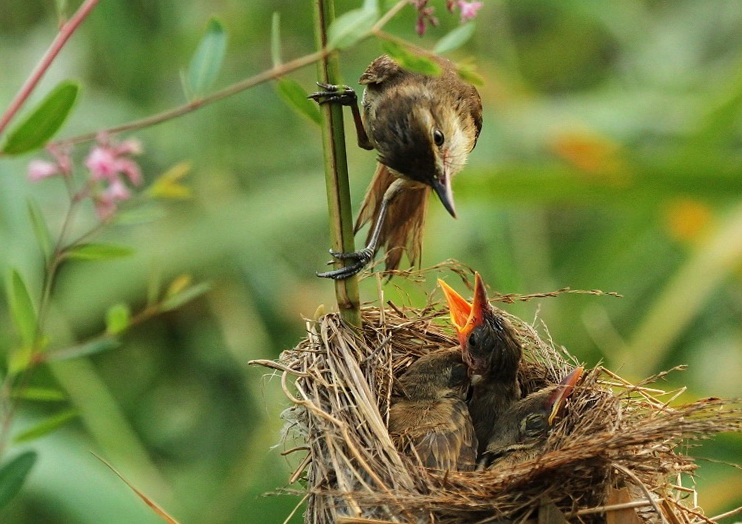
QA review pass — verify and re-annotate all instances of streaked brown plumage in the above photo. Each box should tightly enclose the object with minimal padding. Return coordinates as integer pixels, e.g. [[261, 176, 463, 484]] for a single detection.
[[479, 367, 584, 469], [439, 272, 523, 455], [310, 55, 482, 279], [388, 347, 477, 471]]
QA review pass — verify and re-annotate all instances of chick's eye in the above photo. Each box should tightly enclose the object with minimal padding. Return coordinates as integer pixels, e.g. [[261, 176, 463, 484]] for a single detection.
[[433, 129, 445, 147], [468, 332, 477, 347]]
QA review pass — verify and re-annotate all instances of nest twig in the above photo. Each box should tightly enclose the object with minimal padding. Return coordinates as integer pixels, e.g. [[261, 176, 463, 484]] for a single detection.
[[253, 296, 741, 523]]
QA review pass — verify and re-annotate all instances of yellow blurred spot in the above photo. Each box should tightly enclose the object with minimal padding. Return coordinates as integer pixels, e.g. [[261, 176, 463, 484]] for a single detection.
[[550, 131, 627, 182], [167, 274, 192, 297], [147, 161, 193, 199], [664, 198, 712, 243]]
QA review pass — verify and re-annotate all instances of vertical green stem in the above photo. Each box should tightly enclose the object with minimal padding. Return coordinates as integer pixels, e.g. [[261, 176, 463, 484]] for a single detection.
[[313, 0, 361, 328]]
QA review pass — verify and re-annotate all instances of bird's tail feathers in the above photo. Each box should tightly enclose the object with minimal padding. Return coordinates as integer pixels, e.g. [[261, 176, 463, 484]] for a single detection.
[[355, 164, 429, 272]]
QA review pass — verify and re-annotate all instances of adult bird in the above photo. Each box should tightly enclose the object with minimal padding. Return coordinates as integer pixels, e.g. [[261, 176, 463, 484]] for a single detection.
[[439, 272, 523, 454], [310, 54, 482, 279], [388, 347, 478, 471], [478, 366, 584, 469]]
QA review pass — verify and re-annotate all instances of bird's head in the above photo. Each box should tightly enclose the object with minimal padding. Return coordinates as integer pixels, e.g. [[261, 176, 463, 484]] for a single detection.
[[375, 91, 476, 219], [439, 272, 521, 383], [395, 348, 470, 401], [525, 366, 584, 437]]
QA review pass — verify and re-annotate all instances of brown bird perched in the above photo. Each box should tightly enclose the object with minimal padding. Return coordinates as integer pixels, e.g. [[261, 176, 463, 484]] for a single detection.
[[439, 272, 523, 455], [310, 54, 482, 279], [478, 366, 584, 469], [388, 347, 478, 471]]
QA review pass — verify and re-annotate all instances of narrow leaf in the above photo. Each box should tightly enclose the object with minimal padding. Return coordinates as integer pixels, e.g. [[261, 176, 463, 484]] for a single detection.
[[2, 81, 79, 155], [7, 269, 37, 348], [94, 454, 181, 524], [456, 62, 484, 86], [147, 162, 193, 200], [12, 387, 67, 402], [271, 12, 282, 67], [276, 79, 321, 125], [161, 282, 211, 312], [14, 409, 78, 443], [166, 274, 192, 298], [327, 7, 378, 50], [187, 18, 227, 98], [434, 22, 476, 54], [64, 243, 134, 261], [0, 451, 37, 510], [44, 337, 121, 363], [27, 198, 52, 260], [381, 41, 442, 76], [105, 303, 131, 335]]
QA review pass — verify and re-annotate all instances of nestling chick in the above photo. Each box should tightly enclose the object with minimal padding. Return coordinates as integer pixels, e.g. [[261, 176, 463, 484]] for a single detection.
[[388, 347, 477, 471], [439, 272, 523, 455], [479, 367, 584, 469]]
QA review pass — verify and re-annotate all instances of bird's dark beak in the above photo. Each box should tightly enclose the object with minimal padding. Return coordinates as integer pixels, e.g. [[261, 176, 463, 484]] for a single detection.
[[432, 172, 456, 218], [439, 272, 488, 348], [546, 366, 584, 425]]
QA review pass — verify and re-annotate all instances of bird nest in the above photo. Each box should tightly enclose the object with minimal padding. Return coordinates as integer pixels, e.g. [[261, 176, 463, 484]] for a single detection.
[[253, 285, 741, 524]]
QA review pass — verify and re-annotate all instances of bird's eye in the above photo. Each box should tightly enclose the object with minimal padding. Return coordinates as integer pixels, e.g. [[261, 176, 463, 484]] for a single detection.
[[433, 129, 445, 147], [468, 332, 477, 347]]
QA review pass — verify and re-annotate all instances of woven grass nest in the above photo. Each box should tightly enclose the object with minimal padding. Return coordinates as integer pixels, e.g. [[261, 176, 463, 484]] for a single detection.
[[254, 273, 741, 524]]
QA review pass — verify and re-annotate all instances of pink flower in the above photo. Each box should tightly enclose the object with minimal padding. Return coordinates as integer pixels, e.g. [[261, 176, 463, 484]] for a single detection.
[[105, 178, 131, 201], [28, 160, 59, 181], [85, 146, 119, 181], [457, 0, 482, 22]]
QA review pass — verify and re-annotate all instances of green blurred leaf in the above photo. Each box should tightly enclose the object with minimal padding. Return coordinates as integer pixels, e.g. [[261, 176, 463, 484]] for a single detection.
[[44, 337, 121, 363], [14, 410, 78, 443], [27, 198, 52, 260], [6, 269, 37, 348], [0, 451, 37, 510], [2, 81, 79, 155], [276, 79, 322, 125], [147, 161, 193, 200], [12, 387, 67, 402], [271, 12, 282, 67], [65, 243, 134, 261], [106, 303, 131, 335], [434, 22, 476, 54], [381, 41, 442, 76], [456, 63, 484, 86], [161, 282, 211, 312], [187, 17, 227, 98], [327, 5, 379, 50]]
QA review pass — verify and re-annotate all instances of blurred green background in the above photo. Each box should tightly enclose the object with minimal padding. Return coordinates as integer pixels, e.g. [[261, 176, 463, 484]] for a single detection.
[[1, 0, 741, 522]]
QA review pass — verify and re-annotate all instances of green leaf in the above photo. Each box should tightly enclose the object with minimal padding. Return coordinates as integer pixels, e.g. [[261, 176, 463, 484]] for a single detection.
[[6, 269, 37, 348], [14, 409, 78, 443], [187, 17, 227, 98], [276, 79, 322, 125], [434, 22, 476, 54], [456, 62, 484, 86], [12, 387, 67, 402], [44, 337, 121, 363], [327, 6, 379, 50], [105, 303, 131, 335], [27, 198, 52, 260], [381, 41, 442, 76], [271, 12, 282, 67], [161, 282, 211, 312], [64, 243, 134, 261], [2, 81, 79, 155], [0, 451, 37, 510]]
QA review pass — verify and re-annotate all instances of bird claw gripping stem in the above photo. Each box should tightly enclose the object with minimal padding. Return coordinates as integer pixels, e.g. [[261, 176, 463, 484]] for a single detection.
[[308, 82, 358, 106], [316, 247, 374, 280]]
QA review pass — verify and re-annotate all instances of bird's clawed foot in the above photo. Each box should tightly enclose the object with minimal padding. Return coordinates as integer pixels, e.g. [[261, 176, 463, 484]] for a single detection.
[[308, 83, 358, 106], [316, 247, 374, 280]]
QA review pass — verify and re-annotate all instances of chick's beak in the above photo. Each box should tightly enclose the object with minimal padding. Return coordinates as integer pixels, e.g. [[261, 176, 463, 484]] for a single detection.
[[439, 272, 489, 348], [432, 171, 456, 218], [546, 366, 584, 425]]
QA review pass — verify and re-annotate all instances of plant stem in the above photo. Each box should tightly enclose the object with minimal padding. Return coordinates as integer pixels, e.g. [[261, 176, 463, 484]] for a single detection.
[[0, 0, 101, 137], [313, 0, 361, 328]]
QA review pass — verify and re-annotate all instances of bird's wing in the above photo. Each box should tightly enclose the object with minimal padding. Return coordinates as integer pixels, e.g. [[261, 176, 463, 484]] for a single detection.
[[413, 398, 477, 471]]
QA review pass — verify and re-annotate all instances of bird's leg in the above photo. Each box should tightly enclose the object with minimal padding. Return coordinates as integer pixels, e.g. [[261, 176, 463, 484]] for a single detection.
[[308, 82, 373, 150], [316, 178, 405, 280]]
